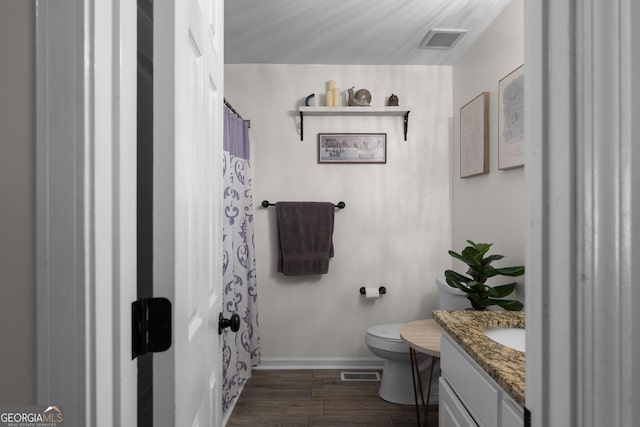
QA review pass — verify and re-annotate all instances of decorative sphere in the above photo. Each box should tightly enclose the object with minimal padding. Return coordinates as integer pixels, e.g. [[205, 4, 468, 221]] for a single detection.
[[353, 89, 372, 106]]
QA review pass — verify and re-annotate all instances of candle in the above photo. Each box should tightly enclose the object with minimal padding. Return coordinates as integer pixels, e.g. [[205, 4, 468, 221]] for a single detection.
[[333, 88, 341, 106], [327, 80, 335, 90], [326, 91, 334, 107]]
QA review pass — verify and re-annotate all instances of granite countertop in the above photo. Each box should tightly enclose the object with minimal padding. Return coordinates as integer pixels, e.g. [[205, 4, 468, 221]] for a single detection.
[[433, 309, 525, 406]]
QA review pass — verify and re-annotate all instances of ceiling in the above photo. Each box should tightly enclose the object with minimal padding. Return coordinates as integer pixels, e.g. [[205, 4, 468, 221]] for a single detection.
[[224, 0, 512, 65]]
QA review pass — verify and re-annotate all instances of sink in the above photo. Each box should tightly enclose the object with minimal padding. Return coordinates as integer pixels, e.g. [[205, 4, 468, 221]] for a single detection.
[[484, 327, 525, 352]]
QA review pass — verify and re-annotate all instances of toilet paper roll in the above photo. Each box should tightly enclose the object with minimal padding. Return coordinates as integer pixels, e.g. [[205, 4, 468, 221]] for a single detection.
[[364, 287, 381, 299]]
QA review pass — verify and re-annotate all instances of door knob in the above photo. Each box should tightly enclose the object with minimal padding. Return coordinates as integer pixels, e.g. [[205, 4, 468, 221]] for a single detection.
[[218, 313, 241, 335]]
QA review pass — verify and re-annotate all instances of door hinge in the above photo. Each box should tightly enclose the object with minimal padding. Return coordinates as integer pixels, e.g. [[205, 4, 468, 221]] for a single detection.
[[132, 297, 172, 359]]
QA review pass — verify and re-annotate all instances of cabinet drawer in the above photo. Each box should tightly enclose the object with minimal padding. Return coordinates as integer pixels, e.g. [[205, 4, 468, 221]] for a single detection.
[[439, 377, 478, 427], [441, 334, 499, 427]]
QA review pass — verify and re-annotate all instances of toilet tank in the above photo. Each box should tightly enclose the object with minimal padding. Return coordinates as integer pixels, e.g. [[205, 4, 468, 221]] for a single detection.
[[436, 278, 471, 310]]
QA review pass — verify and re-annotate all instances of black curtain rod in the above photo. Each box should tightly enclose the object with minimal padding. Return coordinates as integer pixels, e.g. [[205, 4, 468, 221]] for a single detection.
[[261, 200, 346, 209], [224, 98, 251, 128]]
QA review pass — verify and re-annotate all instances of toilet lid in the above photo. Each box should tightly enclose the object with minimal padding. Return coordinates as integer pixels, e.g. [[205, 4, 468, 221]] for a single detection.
[[367, 323, 404, 342]]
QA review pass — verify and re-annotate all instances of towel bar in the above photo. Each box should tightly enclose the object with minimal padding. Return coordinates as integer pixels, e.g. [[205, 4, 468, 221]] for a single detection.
[[261, 200, 345, 209]]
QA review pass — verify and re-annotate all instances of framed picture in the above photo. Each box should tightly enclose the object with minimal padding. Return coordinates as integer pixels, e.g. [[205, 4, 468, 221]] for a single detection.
[[498, 64, 525, 169], [459, 92, 490, 178], [318, 133, 387, 164]]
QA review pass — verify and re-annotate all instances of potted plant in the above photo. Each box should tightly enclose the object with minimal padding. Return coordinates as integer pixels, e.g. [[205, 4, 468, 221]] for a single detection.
[[445, 240, 524, 311]]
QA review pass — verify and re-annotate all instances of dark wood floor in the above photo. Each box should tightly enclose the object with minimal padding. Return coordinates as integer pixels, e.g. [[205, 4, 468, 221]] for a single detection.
[[226, 369, 438, 426]]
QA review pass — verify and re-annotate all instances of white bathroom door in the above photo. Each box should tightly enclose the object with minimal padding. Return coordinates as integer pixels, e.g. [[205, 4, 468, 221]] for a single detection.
[[152, 0, 225, 426]]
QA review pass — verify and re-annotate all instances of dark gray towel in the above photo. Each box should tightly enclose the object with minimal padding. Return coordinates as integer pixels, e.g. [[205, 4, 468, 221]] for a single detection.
[[276, 202, 335, 275]]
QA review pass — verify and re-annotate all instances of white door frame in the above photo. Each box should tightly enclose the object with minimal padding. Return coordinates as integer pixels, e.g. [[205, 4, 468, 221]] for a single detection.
[[37, 0, 640, 426], [36, 0, 137, 425], [525, 0, 640, 426]]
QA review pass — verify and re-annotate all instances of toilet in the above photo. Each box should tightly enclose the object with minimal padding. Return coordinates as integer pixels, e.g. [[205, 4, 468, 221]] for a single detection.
[[365, 278, 470, 405], [436, 277, 471, 310], [365, 323, 431, 405]]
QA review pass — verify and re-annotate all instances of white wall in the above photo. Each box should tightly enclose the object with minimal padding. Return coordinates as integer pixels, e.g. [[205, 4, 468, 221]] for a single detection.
[[0, 1, 36, 404], [225, 64, 452, 361], [451, 0, 525, 299]]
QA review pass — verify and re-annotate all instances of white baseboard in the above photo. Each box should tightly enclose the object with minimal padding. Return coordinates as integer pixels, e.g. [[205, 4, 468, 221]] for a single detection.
[[255, 356, 384, 370]]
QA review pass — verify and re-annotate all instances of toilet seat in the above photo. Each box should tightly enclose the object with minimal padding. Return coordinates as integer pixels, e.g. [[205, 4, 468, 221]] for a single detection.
[[366, 323, 409, 354], [366, 323, 404, 343]]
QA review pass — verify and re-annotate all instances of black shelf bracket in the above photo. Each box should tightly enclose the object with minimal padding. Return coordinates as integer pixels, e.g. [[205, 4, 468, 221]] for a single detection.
[[403, 111, 410, 141]]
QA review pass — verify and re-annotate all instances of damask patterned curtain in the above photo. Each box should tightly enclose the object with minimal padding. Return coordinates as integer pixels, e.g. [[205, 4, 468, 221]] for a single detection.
[[222, 105, 260, 412]]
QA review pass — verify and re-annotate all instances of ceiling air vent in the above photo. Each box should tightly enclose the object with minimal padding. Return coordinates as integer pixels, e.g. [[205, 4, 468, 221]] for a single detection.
[[419, 29, 467, 49]]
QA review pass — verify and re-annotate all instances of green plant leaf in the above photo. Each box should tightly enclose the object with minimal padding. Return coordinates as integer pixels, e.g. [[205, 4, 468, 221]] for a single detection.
[[469, 296, 492, 310], [461, 246, 486, 266], [483, 266, 499, 279], [486, 283, 517, 298], [463, 268, 477, 282], [444, 269, 471, 283], [468, 282, 488, 292], [469, 241, 492, 257], [483, 254, 504, 266], [494, 266, 525, 276], [444, 270, 473, 293], [488, 298, 524, 311], [448, 250, 475, 266]]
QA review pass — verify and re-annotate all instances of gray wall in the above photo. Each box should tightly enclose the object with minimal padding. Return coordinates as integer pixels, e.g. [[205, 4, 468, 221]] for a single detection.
[[225, 64, 452, 362], [0, 0, 36, 404], [451, 0, 525, 300]]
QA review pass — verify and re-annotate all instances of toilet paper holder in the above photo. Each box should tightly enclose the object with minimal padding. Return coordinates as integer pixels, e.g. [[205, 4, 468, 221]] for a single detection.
[[359, 286, 387, 296]]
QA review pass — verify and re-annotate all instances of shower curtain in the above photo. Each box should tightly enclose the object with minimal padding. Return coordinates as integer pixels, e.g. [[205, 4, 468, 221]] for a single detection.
[[222, 105, 260, 412]]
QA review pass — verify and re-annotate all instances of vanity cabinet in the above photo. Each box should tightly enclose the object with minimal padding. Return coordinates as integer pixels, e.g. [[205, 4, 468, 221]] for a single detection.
[[440, 333, 524, 427]]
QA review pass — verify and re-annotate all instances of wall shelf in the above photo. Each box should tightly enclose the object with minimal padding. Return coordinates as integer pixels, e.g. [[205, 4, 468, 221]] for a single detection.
[[298, 106, 411, 141]]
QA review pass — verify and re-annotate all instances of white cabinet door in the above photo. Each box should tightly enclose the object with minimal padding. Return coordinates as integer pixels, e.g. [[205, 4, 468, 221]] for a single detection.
[[441, 334, 500, 427], [439, 377, 478, 427], [501, 396, 525, 427]]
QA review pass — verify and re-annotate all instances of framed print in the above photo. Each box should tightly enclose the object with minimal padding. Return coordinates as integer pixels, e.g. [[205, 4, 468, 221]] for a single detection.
[[459, 92, 490, 178], [318, 133, 387, 164], [498, 64, 525, 169]]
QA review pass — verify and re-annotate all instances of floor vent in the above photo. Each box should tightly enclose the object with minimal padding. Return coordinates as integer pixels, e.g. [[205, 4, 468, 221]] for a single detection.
[[340, 372, 381, 382]]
